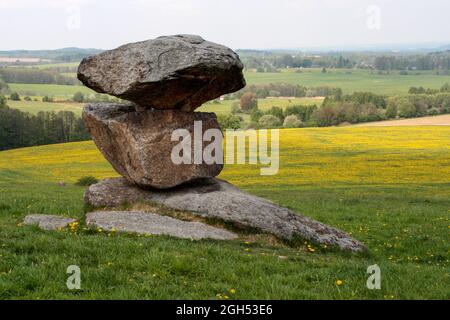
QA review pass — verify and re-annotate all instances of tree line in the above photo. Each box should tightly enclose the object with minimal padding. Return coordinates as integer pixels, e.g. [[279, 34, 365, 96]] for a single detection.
[[218, 83, 450, 129], [238, 50, 450, 72], [0, 96, 90, 151], [313, 84, 450, 126], [0, 67, 79, 85], [226, 83, 342, 99]]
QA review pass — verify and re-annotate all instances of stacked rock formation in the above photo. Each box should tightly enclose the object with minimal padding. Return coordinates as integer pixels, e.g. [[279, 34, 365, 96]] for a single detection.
[[79, 34, 245, 188], [79, 35, 366, 252]]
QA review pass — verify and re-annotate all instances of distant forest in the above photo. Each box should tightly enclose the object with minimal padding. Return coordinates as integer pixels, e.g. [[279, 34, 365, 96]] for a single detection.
[[0, 67, 79, 85], [0, 97, 90, 151], [237, 50, 450, 72]]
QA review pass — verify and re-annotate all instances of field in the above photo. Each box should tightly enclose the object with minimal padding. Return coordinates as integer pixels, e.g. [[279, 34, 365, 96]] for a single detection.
[[245, 68, 450, 95], [0, 127, 448, 299], [33, 62, 79, 70], [6, 67, 450, 104], [353, 114, 450, 127], [7, 100, 83, 115], [8, 83, 94, 100], [7, 97, 321, 118]]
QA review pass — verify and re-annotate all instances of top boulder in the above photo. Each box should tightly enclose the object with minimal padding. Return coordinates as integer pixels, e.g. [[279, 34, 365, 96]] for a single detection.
[[77, 35, 245, 111]]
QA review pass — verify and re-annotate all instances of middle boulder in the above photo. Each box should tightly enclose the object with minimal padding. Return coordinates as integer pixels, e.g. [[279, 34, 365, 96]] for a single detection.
[[83, 103, 224, 189]]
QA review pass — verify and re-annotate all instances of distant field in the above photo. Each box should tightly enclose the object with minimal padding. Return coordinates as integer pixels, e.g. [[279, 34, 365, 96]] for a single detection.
[[245, 68, 450, 95], [7, 100, 83, 115], [34, 62, 80, 69], [199, 97, 321, 114], [60, 72, 78, 78], [7, 66, 450, 100], [5, 66, 450, 104], [0, 57, 48, 63], [200, 97, 321, 125], [7, 97, 318, 118], [8, 83, 94, 99], [353, 114, 450, 127]]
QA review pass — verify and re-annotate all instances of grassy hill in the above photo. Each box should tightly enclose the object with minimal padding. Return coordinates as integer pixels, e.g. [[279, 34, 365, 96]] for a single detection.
[[0, 127, 449, 299]]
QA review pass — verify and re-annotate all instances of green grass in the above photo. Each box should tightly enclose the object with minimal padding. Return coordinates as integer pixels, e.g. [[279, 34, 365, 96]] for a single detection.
[[8, 67, 450, 105], [7, 97, 318, 118], [34, 62, 80, 70], [7, 100, 83, 115], [198, 97, 322, 124], [8, 83, 94, 100], [0, 127, 449, 299], [245, 68, 450, 95], [60, 72, 78, 78]]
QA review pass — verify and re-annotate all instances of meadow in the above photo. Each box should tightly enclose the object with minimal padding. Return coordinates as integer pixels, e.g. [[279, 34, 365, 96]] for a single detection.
[[7, 100, 83, 115], [7, 68, 450, 102], [245, 68, 450, 95], [8, 83, 94, 100], [7, 97, 322, 118], [0, 127, 448, 299]]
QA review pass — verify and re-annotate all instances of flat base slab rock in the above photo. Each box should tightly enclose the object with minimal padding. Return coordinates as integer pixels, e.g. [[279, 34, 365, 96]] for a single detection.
[[86, 211, 237, 240], [85, 178, 367, 252], [23, 214, 77, 231]]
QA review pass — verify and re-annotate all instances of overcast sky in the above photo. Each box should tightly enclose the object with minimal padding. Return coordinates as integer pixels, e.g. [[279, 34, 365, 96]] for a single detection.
[[0, 0, 449, 50]]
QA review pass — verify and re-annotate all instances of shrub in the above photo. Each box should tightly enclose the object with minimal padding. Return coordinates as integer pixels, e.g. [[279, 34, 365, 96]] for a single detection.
[[428, 108, 439, 116], [75, 176, 98, 186], [283, 114, 302, 128], [73, 92, 85, 103], [230, 102, 241, 114], [0, 78, 9, 94], [217, 114, 241, 130], [42, 95, 54, 102], [397, 98, 417, 118], [258, 114, 281, 128], [385, 99, 398, 119], [266, 106, 284, 121], [10, 92, 20, 101], [250, 107, 263, 123], [24, 96, 32, 101]]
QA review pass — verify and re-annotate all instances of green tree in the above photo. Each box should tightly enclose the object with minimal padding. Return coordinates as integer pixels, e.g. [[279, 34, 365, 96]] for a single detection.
[[440, 83, 450, 92], [397, 98, 417, 118], [385, 100, 398, 119], [10, 92, 20, 101], [42, 96, 54, 102], [72, 92, 85, 103], [0, 95, 6, 108], [267, 106, 284, 121], [283, 115, 302, 128], [258, 114, 281, 128], [0, 78, 9, 94], [217, 114, 241, 129], [250, 107, 263, 123]]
